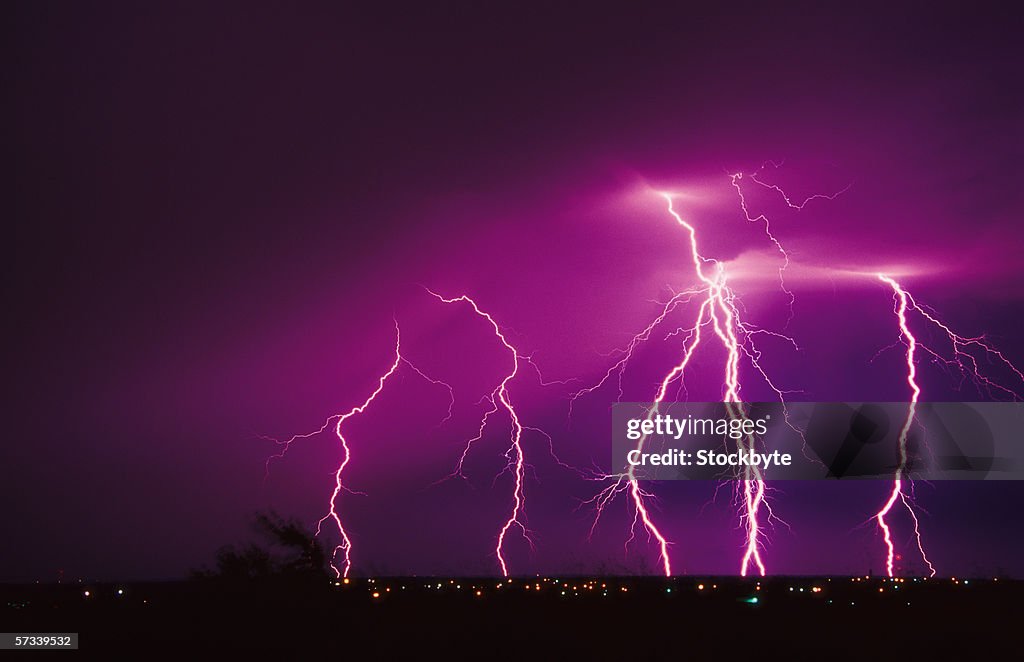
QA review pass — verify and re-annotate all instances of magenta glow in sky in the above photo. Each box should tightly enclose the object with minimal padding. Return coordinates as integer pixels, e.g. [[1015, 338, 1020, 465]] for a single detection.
[[6, 2, 1024, 581]]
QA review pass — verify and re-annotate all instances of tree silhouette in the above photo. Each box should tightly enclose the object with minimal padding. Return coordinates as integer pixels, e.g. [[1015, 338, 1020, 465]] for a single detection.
[[192, 511, 328, 583]]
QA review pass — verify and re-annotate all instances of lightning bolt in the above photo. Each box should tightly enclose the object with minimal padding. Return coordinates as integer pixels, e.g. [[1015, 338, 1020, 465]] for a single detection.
[[574, 165, 851, 576], [874, 275, 1024, 577], [264, 319, 453, 578], [730, 162, 851, 325], [661, 193, 770, 577], [577, 190, 801, 576], [426, 290, 533, 576], [875, 275, 931, 579]]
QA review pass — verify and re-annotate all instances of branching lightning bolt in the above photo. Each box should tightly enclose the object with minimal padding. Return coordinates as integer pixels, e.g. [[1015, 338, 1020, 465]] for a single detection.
[[730, 163, 851, 325], [573, 167, 848, 576], [264, 319, 453, 577], [575, 190, 805, 576], [873, 275, 1024, 577], [875, 275, 931, 579], [426, 290, 533, 576]]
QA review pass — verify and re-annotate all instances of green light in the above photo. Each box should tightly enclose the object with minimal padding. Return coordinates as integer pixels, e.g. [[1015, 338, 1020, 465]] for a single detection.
[[742, 596, 759, 604]]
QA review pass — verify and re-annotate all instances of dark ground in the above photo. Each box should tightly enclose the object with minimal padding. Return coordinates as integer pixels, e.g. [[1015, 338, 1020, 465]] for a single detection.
[[2, 576, 1018, 657]]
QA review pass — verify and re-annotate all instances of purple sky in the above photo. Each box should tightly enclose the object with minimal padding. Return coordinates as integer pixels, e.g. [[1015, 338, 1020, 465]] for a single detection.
[[6, 2, 1024, 580]]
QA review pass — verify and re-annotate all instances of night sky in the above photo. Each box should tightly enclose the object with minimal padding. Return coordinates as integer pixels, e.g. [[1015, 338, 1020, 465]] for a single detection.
[[6, 2, 1024, 581]]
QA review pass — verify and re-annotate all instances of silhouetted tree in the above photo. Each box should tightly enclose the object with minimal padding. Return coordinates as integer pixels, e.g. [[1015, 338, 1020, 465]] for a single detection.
[[192, 511, 329, 583], [252, 511, 327, 576]]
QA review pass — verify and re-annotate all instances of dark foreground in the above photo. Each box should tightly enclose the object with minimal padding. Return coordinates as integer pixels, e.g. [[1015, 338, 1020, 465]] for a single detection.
[[2, 576, 1019, 657]]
